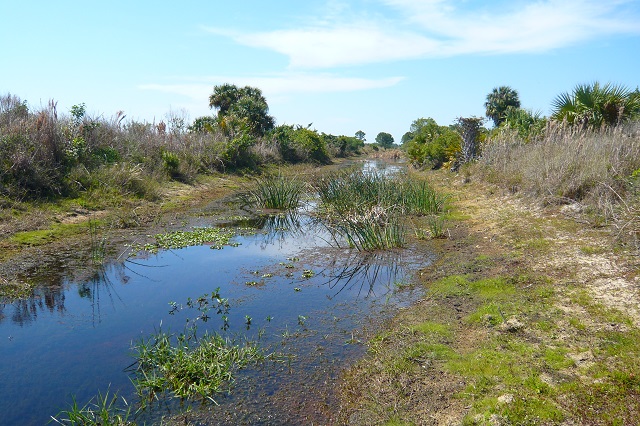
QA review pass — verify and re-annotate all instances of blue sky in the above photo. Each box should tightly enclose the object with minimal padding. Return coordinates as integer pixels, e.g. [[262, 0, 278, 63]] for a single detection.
[[1, 0, 639, 142]]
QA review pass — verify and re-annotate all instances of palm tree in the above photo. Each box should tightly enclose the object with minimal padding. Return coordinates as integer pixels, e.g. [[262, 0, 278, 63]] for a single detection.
[[485, 86, 521, 127], [551, 82, 640, 127]]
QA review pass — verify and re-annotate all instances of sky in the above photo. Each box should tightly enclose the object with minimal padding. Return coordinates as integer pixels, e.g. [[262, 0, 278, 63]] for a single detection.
[[1, 0, 639, 142]]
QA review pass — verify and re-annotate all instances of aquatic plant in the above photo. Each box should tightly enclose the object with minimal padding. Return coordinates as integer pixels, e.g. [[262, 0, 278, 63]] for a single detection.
[[130, 227, 236, 254], [50, 387, 133, 426], [328, 207, 406, 251], [131, 325, 263, 403], [243, 174, 305, 210]]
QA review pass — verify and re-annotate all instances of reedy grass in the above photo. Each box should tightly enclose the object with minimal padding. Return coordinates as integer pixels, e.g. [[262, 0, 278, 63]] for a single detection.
[[50, 387, 133, 426], [315, 169, 446, 250], [131, 325, 263, 403], [329, 207, 406, 251], [242, 174, 305, 210], [475, 121, 640, 235]]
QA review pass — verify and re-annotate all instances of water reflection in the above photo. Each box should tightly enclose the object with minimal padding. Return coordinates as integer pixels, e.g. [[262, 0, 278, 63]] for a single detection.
[[0, 264, 130, 327], [317, 251, 406, 300]]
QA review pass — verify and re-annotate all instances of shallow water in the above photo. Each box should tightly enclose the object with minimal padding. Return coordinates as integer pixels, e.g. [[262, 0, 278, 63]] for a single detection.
[[0, 160, 429, 425]]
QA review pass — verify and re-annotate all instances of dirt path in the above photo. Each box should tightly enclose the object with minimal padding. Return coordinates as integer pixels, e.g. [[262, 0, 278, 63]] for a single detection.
[[339, 170, 640, 425]]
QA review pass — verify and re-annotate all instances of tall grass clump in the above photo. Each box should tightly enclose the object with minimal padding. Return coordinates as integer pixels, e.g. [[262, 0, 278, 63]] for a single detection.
[[328, 207, 406, 251], [51, 388, 133, 426], [477, 122, 640, 212], [131, 325, 263, 403], [315, 169, 446, 250], [243, 174, 305, 210]]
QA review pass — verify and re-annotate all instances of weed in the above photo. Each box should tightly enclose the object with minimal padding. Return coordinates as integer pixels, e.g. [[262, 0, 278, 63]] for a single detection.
[[130, 227, 236, 254], [131, 324, 262, 403], [242, 174, 305, 210], [50, 387, 133, 426]]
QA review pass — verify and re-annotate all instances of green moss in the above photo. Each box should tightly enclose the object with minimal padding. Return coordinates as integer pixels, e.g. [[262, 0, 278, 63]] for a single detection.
[[9, 222, 90, 247], [410, 321, 453, 339]]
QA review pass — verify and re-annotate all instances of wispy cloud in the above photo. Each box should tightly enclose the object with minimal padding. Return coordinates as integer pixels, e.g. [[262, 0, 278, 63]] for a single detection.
[[139, 74, 404, 101], [205, 0, 640, 68]]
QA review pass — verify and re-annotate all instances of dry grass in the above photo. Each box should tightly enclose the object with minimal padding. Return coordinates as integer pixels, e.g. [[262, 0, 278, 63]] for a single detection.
[[474, 121, 640, 247]]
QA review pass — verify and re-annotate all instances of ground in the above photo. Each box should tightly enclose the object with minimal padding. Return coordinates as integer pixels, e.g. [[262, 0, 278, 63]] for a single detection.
[[337, 169, 640, 425]]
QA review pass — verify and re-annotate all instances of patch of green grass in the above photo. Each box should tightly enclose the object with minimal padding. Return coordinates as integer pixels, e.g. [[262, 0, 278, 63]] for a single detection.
[[9, 222, 90, 247], [579, 244, 607, 255], [466, 303, 505, 327], [131, 325, 263, 402], [410, 321, 453, 339], [51, 387, 133, 426], [243, 174, 305, 210], [544, 347, 575, 370]]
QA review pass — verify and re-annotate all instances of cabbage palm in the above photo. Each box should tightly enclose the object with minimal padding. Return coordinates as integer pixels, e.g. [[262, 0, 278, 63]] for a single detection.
[[551, 82, 640, 127], [485, 86, 521, 127]]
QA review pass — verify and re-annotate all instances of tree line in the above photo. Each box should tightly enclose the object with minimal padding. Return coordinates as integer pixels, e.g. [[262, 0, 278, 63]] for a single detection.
[[403, 82, 640, 169]]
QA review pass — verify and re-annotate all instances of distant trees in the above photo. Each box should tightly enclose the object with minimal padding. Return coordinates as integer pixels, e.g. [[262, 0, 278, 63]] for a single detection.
[[355, 130, 366, 142], [209, 84, 275, 137], [405, 117, 462, 169], [485, 86, 521, 127], [551, 82, 640, 128], [375, 132, 395, 149]]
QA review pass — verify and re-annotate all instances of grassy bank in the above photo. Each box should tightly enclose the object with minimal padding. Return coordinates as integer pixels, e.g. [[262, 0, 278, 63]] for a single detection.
[[338, 169, 640, 425]]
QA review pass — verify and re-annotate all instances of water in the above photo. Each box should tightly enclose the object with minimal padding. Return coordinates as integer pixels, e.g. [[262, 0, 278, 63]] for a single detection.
[[0, 160, 429, 424]]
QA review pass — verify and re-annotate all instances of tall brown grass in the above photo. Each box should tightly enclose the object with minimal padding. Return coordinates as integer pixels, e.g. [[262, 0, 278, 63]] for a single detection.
[[472, 121, 640, 248]]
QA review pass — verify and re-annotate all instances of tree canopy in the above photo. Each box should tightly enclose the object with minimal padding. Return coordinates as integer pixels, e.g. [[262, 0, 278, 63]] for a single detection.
[[485, 86, 521, 127], [375, 132, 395, 149], [551, 82, 640, 127], [209, 84, 275, 136]]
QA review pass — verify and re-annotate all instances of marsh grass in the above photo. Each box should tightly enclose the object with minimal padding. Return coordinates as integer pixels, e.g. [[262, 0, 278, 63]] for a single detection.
[[328, 208, 406, 251], [242, 174, 305, 210], [131, 325, 263, 403], [50, 388, 133, 426], [316, 169, 446, 251]]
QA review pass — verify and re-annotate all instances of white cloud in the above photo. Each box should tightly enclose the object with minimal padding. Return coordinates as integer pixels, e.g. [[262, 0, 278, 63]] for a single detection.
[[205, 0, 640, 68]]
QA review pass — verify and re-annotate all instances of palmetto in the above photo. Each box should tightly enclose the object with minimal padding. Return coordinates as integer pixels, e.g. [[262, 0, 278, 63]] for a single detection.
[[551, 82, 640, 127]]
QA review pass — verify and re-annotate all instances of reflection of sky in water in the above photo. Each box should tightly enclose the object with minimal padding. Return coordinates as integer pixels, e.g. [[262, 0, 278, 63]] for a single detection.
[[0, 165, 428, 424]]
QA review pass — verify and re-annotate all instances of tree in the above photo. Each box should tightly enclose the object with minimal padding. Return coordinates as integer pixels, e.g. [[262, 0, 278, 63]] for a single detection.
[[406, 117, 462, 169], [375, 132, 395, 149], [551, 82, 640, 128], [355, 130, 366, 142], [457, 117, 484, 164], [209, 84, 275, 136], [485, 86, 521, 127], [401, 131, 414, 146]]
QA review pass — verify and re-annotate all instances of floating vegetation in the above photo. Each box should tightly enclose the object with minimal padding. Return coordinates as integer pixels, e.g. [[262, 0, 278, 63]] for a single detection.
[[302, 270, 315, 279], [132, 289, 263, 403], [130, 227, 236, 255]]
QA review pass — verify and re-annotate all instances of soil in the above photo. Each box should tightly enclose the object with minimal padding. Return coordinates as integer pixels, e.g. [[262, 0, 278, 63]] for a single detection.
[[336, 169, 640, 425]]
